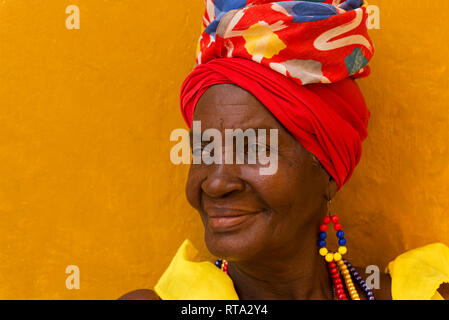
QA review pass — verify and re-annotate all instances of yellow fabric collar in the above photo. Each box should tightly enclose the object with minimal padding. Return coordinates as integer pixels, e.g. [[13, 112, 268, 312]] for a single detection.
[[154, 239, 239, 300], [155, 239, 449, 300]]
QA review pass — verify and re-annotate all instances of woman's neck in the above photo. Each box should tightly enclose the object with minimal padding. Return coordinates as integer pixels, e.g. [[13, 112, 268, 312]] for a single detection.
[[227, 232, 334, 300]]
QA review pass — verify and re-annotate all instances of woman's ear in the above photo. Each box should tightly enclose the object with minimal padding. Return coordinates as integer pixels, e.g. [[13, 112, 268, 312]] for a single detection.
[[328, 178, 338, 202]]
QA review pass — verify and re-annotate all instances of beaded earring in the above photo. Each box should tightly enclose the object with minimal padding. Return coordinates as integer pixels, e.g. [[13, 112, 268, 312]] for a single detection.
[[318, 202, 375, 300]]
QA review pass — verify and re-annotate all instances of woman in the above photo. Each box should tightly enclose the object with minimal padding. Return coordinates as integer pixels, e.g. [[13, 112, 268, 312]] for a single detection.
[[121, 0, 449, 300]]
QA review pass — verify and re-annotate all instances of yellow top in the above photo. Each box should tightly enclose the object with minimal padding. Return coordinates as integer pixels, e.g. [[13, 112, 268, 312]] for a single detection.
[[154, 240, 449, 300]]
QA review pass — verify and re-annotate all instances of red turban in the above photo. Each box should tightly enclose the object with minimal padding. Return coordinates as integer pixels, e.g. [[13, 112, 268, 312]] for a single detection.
[[180, 58, 369, 189], [180, 0, 373, 189]]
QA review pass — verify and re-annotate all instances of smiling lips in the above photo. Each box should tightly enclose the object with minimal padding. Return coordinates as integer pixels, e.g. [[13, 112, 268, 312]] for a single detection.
[[206, 207, 262, 232]]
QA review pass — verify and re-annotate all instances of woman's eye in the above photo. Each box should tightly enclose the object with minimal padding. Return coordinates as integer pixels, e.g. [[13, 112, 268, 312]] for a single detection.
[[203, 145, 214, 157], [248, 144, 257, 153], [192, 145, 202, 156], [248, 143, 267, 154], [192, 145, 215, 158], [258, 144, 267, 153]]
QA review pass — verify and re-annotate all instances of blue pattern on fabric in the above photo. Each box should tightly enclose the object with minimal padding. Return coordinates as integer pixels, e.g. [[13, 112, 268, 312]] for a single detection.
[[339, 0, 364, 12], [205, 0, 247, 38], [345, 48, 369, 75], [277, 1, 338, 23]]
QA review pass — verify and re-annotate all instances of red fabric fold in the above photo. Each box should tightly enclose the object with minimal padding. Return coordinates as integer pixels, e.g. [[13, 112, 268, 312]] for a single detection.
[[180, 58, 370, 189]]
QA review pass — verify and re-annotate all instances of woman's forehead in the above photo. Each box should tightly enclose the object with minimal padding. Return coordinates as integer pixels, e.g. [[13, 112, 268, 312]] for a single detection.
[[193, 84, 281, 130]]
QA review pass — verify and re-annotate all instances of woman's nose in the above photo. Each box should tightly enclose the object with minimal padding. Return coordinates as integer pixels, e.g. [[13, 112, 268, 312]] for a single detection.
[[201, 164, 245, 198]]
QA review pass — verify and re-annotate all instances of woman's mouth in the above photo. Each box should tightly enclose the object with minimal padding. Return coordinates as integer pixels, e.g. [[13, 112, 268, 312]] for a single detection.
[[206, 208, 262, 232]]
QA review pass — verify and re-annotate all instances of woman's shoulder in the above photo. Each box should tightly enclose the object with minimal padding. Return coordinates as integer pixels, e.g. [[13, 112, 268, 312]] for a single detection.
[[118, 289, 160, 300]]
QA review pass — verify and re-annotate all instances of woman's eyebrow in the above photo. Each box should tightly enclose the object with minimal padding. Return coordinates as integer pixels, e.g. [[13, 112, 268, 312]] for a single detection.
[[189, 125, 281, 137]]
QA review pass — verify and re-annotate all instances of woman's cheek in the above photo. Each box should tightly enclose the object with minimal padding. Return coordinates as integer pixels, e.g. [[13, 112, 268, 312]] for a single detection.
[[242, 163, 291, 208], [185, 166, 203, 211]]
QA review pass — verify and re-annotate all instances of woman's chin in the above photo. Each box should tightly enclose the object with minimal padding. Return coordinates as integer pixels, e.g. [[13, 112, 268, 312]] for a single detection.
[[204, 229, 263, 261], [202, 212, 271, 260]]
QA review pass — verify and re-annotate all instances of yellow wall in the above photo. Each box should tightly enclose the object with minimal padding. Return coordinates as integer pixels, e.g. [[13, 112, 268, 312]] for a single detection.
[[0, 0, 448, 299]]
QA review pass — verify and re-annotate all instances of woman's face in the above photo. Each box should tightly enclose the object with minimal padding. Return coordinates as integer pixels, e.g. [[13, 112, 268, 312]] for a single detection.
[[186, 84, 332, 261]]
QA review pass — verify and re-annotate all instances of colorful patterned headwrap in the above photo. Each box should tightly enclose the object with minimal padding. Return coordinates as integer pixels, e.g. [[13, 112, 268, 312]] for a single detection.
[[198, 0, 373, 84], [180, 0, 374, 189]]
